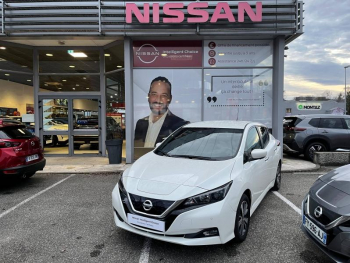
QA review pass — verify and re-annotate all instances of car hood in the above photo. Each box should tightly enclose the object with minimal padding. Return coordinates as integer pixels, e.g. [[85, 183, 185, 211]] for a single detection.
[[124, 152, 235, 196], [310, 178, 350, 215], [318, 164, 350, 195]]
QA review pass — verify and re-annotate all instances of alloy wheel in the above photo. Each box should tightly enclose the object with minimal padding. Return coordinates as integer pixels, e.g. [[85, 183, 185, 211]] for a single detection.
[[238, 201, 249, 237], [308, 144, 324, 160]]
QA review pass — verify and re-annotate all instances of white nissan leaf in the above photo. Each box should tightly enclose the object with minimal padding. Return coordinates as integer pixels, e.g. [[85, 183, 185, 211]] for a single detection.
[[112, 121, 282, 245]]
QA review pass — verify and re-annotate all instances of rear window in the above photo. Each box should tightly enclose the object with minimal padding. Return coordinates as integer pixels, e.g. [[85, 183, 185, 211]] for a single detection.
[[283, 117, 302, 128], [0, 126, 34, 139]]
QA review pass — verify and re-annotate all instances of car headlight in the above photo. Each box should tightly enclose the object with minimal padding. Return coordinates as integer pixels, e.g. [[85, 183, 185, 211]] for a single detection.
[[118, 174, 127, 199], [182, 181, 232, 207]]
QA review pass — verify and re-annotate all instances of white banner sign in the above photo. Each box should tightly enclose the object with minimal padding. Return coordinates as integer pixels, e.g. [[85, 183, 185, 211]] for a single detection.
[[204, 40, 273, 68]]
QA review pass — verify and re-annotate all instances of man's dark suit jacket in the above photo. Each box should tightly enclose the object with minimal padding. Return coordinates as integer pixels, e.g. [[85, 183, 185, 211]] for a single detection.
[[134, 111, 189, 147]]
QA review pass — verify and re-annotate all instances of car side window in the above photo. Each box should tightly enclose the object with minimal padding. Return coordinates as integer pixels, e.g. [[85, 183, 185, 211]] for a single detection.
[[344, 119, 350, 129], [319, 118, 344, 129], [257, 126, 270, 148], [308, 118, 320, 128], [245, 127, 262, 155]]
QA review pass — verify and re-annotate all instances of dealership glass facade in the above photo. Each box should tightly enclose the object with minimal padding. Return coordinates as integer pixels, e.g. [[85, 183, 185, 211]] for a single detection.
[[0, 0, 303, 163]]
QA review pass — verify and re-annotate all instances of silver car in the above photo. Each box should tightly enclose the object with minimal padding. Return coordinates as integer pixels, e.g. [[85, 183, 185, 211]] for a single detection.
[[283, 114, 350, 161]]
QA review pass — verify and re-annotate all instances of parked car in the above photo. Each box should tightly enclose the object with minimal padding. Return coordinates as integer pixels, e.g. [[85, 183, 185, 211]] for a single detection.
[[0, 117, 35, 134], [74, 117, 123, 150], [301, 165, 350, 262], [43, 120, 69, 146], [283, 114, 350, 161], [112, 121, 282, 245], [0, 119, 46, 179]]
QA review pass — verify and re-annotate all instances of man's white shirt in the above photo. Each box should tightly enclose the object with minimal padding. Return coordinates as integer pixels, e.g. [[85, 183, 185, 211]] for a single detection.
[[144, 110, 168, 147]]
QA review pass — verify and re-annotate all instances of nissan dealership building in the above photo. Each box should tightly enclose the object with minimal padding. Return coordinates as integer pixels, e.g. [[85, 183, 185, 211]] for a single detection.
[[0, 0, 304, 163]]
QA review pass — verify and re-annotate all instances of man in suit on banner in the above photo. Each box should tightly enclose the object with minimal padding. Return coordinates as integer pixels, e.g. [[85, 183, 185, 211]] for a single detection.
[[135, 76, 189, 147]]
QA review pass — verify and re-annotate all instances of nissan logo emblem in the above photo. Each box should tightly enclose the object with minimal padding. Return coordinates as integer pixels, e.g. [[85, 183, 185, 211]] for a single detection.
[[314, 206, 323, 218], [31, 141, 35, 146], [142, 200, 153, 211]]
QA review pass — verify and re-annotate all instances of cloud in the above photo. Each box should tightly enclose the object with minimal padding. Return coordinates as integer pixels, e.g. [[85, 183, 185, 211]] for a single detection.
[[284, 0, 350, 99]]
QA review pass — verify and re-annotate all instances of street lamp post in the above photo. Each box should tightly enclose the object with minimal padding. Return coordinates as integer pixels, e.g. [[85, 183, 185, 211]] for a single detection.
[[345, 65, 350, 115]]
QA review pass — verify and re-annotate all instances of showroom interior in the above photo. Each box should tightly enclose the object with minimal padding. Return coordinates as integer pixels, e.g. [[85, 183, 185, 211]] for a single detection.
[[0, 40, 126, 158], [0, 0, 303, 164]]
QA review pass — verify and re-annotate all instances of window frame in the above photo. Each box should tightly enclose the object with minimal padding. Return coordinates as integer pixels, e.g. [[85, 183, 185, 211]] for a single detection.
[[257, 125, 270, 149], [319, 118, 346, 130], [244, 126, 263, 163]]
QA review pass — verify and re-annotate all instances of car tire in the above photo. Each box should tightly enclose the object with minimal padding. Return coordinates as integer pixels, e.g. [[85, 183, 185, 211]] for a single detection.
[[74, 144, 81, 150], [234, 194, 250, 243], [58, 141, 68, 146], [272, 162, 282, 191], [304, 142, 327, 161], [52, 135, 58, 147]]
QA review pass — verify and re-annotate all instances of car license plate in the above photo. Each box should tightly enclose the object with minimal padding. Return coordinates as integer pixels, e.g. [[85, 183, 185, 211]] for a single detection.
[[127, 213, 165, 232], [26, 154, 39, 162], [303, 215, 327, 245]]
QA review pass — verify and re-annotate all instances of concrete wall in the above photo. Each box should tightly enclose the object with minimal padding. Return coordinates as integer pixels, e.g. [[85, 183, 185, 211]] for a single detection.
[[284, 100, 346, 116]]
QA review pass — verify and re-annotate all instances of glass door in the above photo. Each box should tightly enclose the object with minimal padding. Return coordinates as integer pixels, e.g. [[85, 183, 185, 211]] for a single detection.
[[39, 97, 101, 156], [72, 98, 100, 155]]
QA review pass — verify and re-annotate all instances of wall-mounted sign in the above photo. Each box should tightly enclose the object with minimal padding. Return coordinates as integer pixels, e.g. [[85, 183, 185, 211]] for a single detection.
[[133, 41, 202, 68], [126, 2, 262, 24], [297, 103, 322, 110], [204, 40, 273, 67]]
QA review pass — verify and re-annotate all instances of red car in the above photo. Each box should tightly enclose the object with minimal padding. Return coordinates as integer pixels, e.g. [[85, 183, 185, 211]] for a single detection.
[[0, 119, 46, 179]]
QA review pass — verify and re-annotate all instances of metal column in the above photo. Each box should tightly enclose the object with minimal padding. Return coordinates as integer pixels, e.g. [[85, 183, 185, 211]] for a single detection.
[[100, 48, 107, 156], [272, 36, 285, 158], [124, 37, 134, 164], [33, 48, 40, 138]]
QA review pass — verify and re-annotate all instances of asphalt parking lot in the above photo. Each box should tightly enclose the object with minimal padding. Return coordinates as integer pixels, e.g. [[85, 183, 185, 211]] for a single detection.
[[0, 168, 337, 263]]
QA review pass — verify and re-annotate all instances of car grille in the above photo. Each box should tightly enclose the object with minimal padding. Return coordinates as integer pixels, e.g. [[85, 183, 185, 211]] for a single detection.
[[309, 197, 340, 226], [128, 193, 175, 216]]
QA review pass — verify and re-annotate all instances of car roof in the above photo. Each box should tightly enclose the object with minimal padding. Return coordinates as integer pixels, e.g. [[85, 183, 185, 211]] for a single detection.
[[286, 114, 350, 119], [184, 121, 258, 129]]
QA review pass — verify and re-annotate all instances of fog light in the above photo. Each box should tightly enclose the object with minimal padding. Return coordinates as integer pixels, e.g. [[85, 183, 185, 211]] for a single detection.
[[203, 229, 219, 237]]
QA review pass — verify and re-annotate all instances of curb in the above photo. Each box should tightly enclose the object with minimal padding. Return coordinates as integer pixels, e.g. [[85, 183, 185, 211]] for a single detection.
[[282, 164, 321, 173]]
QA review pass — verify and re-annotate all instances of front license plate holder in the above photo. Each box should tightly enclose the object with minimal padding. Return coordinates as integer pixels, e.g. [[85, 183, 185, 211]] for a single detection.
[[127, 213, 165, 232], [303, 215, 327, 245]]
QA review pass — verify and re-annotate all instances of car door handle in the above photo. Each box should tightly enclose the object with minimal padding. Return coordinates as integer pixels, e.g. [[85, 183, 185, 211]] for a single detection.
[[321, 130, 328, 133], [264, 157, 269, 161]]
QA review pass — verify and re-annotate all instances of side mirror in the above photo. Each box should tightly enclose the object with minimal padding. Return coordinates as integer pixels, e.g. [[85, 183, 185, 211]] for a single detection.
[[251, 149, 267, 160], [155, 142, 161, 148]]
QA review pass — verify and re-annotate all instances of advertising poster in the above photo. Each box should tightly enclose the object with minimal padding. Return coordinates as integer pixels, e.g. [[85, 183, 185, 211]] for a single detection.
[[133, 40, 203, 158], [133, 40, 202, 68], [204, 68, 273, 127], [204, 40, 273, 68]]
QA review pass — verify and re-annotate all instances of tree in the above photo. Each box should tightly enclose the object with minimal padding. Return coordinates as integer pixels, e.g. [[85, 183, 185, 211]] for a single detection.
[[335, 92, 344, 102], [322, 90, 332, 100]]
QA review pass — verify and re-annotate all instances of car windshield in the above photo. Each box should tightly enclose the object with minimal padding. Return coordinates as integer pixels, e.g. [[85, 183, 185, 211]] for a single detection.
[[155, 128, 243, 161], [0, 126, 34, 139]]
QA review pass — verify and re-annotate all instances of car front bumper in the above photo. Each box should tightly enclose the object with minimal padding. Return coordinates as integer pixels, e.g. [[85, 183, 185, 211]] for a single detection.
[[112, 184, 237, 246], [301, 198, 350, 262]]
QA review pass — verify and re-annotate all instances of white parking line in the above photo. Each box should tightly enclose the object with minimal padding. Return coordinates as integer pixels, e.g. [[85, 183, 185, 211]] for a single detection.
[[139, 238, 152, 263], [272, 191, 301, 215], [0, 174, 76, 219]]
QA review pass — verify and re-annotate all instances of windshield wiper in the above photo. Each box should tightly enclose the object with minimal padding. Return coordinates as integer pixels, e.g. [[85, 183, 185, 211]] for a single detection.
[[157, 150, 172, 157], [170, 155, 215, 160]]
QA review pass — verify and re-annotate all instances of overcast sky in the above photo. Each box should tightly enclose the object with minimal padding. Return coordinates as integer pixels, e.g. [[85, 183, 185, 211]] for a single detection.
[[284, 0, 350, 100]]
